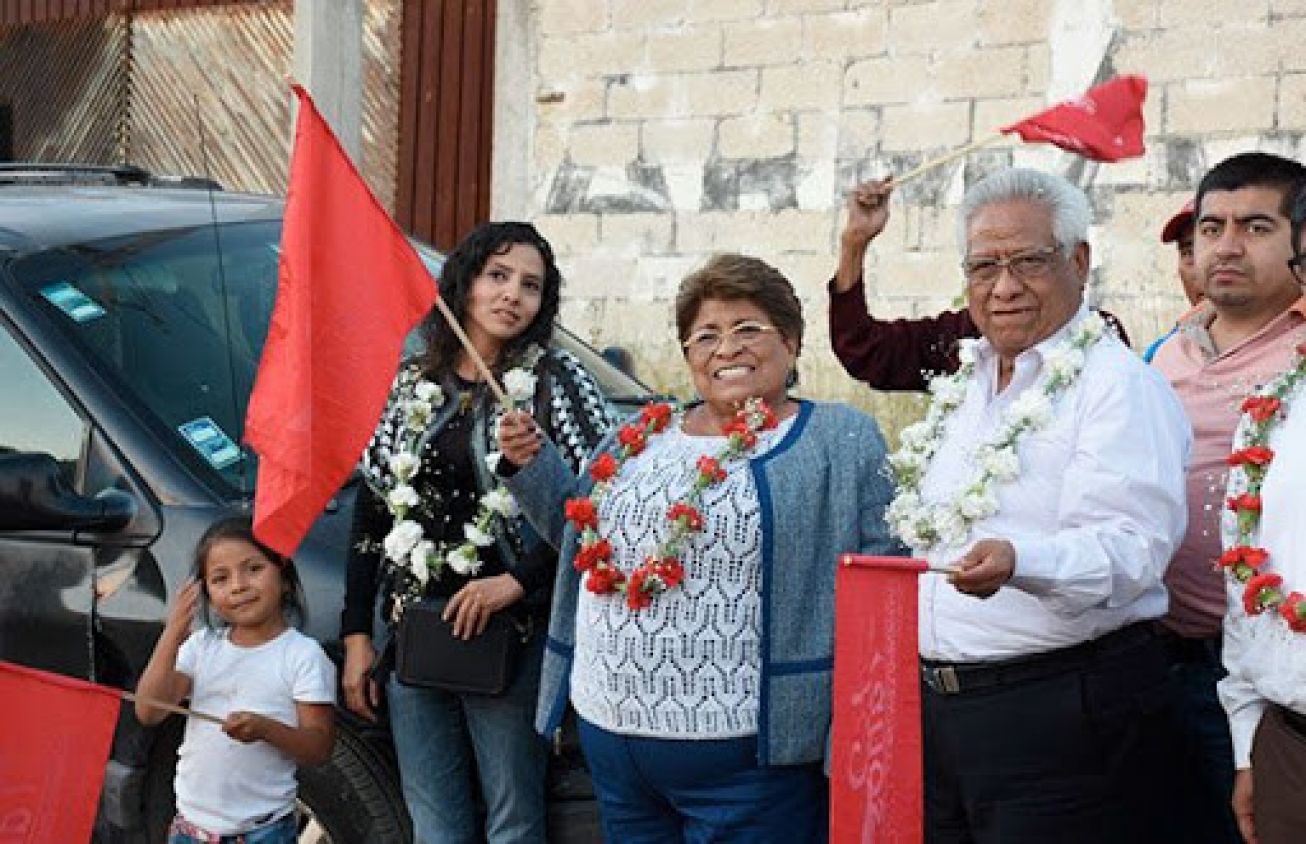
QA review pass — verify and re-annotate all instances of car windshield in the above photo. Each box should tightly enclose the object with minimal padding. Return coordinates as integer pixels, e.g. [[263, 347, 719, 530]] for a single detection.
[[9, 220, 648, 498]]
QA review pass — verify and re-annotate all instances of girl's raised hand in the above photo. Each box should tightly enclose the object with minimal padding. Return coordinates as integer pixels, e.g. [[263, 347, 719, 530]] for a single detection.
[[497, 409, 543, 468], [134, 579, 199, 725], [164, 580, 201, 639]]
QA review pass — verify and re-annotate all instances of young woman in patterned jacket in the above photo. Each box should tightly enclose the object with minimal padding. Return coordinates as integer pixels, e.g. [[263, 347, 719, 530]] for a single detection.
[[339, 222, 614, 843]]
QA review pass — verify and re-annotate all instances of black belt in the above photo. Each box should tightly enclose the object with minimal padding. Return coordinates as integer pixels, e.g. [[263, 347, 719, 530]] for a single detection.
[[1155, 627, 1221, 664], [921, 621, 1155, 696]]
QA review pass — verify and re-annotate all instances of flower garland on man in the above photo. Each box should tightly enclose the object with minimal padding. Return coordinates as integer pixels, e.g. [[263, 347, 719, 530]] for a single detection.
[[1221, 344, 1306, 627], [1218, 333, 1306, 844], [880, 168, 1190, 842], [887, 311, 1107, 550]]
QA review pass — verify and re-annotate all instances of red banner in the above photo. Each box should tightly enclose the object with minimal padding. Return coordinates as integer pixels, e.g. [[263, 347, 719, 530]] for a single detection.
[[831, 555, 926, 844], [0, 661, 121, 843]]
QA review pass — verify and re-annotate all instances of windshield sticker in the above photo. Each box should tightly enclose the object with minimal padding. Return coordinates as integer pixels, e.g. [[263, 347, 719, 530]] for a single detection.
[[178, 417, 242, 470], [40, 282, 107, 323]]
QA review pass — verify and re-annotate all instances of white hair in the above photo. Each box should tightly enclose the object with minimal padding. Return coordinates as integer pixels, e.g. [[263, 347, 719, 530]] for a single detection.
[[957, 168, 1091, 256]]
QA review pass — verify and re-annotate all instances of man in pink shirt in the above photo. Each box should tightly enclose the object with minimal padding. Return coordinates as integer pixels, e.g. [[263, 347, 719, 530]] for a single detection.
[[1151, 151, 1306, 843]]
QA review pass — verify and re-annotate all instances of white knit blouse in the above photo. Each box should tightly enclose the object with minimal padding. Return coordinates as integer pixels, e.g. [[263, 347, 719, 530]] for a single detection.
[[569, 415, 794, 739]]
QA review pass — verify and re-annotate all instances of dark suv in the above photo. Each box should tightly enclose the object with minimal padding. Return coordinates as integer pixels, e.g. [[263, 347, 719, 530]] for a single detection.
[[0, 165, 645, 843]]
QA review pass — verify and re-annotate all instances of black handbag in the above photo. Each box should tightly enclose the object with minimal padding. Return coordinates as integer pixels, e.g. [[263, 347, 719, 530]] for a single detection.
[[394, 597, 529, 695]]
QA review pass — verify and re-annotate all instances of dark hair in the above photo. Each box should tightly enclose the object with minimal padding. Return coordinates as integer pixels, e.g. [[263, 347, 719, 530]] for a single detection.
[[418, 222, 562, 377], [1292, 183, 1306, 259], [674, 253, 804, 352], [1196, 152, 1306, 220], [191, 515, 306, 629]]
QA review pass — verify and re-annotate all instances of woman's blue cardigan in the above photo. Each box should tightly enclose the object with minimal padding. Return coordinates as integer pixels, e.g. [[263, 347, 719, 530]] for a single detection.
[[503, 399, 902, 766]]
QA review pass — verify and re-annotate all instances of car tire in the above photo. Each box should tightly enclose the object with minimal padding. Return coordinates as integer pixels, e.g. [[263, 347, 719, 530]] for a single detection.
[[137, 716, 410, 844], [297, 723, 411, 843]]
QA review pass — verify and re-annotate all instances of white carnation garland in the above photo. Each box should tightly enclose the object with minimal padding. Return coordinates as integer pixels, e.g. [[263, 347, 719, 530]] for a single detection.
[[378, 348, 541, 613], [886, 313, 1107, 551]]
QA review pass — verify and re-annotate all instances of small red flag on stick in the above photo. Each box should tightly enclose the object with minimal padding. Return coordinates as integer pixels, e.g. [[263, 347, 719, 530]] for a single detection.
[[245, 85, 439, 556], [893, 75, 1149, 185], [1001, 75, 1148, 162], [0, 661, 122, 844]]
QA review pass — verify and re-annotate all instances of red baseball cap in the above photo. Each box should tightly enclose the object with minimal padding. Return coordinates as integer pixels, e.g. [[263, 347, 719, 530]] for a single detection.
[[1161, 199, 1195, 243]]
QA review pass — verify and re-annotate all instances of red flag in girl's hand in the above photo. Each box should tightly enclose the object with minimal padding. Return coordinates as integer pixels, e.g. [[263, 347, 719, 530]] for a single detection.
[[1001, 75, 1148, 162], [0, 661, 121, 843]]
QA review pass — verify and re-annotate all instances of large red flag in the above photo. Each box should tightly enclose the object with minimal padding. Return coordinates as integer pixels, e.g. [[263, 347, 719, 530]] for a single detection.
[[1001, 75, 1148, 162], [831, 555, 927, 844], [0, 661, 121, 843], [246, 85, 438, 556]]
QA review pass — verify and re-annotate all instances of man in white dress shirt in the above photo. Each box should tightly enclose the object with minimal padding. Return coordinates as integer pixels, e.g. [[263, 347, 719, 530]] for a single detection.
[[897, 168, 1192, 843], [1217, 186, 1306, 844]]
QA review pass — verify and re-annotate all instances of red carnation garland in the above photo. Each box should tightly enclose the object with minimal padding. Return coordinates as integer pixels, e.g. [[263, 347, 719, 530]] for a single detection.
[[566, 398, 778, 611], [1223, 342, 1306, 631]]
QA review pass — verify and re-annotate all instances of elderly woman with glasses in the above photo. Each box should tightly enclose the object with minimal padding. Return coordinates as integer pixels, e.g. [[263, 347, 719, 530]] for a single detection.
[[495, 253, 899, 843]]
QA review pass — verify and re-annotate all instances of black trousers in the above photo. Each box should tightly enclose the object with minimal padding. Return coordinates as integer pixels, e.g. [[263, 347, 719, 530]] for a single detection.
[[921, 625, 1174, 844]]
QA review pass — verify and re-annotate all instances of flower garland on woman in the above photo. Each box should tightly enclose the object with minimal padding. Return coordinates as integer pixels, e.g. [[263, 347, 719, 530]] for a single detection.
[[564, 398, 778, 610], [886, 310, 1108, 550], [373, 356, 538, 614], [1222, 341, 1306, 632]]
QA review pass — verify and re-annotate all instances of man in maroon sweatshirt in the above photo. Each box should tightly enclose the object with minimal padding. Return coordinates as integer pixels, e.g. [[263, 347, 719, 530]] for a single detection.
[[828, 177, 1129, 390]]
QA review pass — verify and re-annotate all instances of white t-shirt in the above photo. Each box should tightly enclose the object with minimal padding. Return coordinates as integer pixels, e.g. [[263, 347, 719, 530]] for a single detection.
[[174, 627, 336, 835]]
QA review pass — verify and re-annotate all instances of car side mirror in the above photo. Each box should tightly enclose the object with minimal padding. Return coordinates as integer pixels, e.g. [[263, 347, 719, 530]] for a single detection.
[[600, 346, 636, 379], [0, 451, 135, 532]]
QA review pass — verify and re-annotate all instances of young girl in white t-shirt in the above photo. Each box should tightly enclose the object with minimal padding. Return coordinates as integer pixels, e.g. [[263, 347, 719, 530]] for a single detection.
[[135, 516, 337, 844]]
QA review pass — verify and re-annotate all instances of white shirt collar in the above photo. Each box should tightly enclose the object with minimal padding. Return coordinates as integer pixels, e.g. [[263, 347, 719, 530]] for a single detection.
[[971, 303, 1091, 398]]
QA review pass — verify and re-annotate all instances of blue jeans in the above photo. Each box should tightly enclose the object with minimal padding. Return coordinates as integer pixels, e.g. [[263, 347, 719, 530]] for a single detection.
[[167, 811, 296, 843], [577, 716, 829, 844], [1162, 635, 1242, 844], [386, 632, 547, 844]]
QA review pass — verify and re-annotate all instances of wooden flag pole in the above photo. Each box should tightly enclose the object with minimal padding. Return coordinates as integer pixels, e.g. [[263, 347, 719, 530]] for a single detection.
[[120, 690, 224, 726], [840, 558, 958, 576], [431, 297, 512, 407], [893, 133, 1007, 186]]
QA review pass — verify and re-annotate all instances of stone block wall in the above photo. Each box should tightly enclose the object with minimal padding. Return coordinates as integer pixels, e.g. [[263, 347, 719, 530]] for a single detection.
[[494, 0, 1306, 425]]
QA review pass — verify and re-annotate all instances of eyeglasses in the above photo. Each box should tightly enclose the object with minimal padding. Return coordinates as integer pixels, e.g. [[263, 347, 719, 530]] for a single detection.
[[681, 320, 780, 359], [961, 246, 1060, 286], [1289, 253, 1306, 281]]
